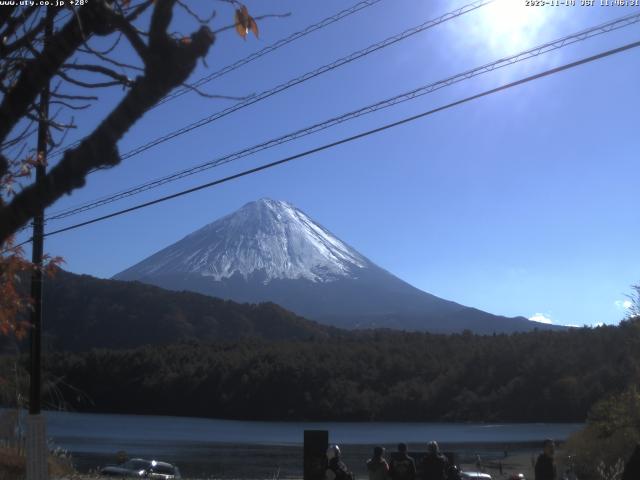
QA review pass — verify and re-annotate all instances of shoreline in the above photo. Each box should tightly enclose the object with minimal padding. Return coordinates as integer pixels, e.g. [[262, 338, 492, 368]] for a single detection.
[[68, 441, 555, 479], [34, 408, 586, 425]]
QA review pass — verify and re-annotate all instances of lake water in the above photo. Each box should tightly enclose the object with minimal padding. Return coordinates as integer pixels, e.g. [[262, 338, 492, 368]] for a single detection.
[[34, 410, 584, 478]]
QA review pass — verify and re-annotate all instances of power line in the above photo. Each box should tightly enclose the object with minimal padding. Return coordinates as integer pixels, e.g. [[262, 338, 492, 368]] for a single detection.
[[45, 0, 495, 221], [158, 0, 387, 106], [34, 39, 640, 241], [110, 1, 494, 161], [46, 0, 386, 159], [44, 11, 640, 223], [46, 0, 494, 174]]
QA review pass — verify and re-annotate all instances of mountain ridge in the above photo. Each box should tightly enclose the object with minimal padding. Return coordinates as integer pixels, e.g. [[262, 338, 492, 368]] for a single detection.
[[114, 198, 564, 333], [17, 269, 338, 352]]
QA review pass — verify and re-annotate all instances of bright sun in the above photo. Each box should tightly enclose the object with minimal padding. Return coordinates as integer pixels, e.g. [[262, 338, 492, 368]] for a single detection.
[[478, 0, 549, 52]]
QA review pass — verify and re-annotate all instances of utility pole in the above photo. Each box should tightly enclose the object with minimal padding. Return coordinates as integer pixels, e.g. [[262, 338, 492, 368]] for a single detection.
[[27, 9, 52, 480]]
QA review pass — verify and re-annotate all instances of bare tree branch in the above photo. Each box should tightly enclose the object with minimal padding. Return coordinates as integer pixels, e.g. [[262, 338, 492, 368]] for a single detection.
[[0, 118, 36, 150], [78, 42, 144, 72], [56, 70, 126, 89], [125, 0, 155, 23], [83, 31, 123, 56], [177, 0, 216, 24], [0, 13, 48, 58], [115, 16, 149, 62], [180, 81, 253, 101], [50, 100, 91, 111], [50, 92, 99, 101], [0, 0, 216, 244], [0, 7, 38, 50], [0, 0, 122, 143], [50, 122, 73, 150], [45, 107, 77, 132], [62, 63, 134, 87], [22, 109, 73, 133]]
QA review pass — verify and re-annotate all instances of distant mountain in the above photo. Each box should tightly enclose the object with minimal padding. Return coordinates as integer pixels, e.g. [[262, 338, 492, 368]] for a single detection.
[[36, 270, 336, 351], [114, 199, 562, 334]]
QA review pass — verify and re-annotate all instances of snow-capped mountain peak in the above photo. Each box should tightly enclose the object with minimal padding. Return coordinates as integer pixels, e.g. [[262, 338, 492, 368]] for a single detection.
[[114, 198, 556, 334], [115, 198, 369, 283]]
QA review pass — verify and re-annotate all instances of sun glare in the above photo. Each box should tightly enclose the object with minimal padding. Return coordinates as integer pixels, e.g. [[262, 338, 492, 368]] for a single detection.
[[478, 0, 549, 53]]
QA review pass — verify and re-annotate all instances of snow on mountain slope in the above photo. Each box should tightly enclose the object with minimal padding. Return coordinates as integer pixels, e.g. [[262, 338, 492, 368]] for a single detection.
[[114, 198, 564, 333], [115, 198, 369, 283]]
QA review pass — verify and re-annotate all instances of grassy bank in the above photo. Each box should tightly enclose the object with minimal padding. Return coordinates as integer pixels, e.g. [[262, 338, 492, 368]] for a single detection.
[[0, 446, 75, 480]]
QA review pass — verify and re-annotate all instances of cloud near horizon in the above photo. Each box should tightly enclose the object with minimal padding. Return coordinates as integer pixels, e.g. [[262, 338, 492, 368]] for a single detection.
[[529, 313, 553, 324], [614, 300, 633, 310]]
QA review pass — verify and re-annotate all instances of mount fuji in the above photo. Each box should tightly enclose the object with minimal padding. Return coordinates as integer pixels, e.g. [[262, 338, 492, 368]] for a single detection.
[[114, 198, 557, 333]]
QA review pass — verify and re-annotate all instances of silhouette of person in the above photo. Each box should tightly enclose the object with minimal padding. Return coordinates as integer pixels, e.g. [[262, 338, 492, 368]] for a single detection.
[[420, 441, 448, 480], [534, 439, 557, 480], [367, 446, 389, 480], [389, 443, 416, 480]]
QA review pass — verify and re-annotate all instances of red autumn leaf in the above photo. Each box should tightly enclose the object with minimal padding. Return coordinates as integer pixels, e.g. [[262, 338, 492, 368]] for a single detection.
[[1, 236, 63, 339], [180, 36, 192, 45]]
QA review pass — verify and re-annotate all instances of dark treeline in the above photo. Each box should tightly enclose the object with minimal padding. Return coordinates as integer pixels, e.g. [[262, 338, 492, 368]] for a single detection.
[[39, 319, 640, 422], [2, 270, 338, 353]]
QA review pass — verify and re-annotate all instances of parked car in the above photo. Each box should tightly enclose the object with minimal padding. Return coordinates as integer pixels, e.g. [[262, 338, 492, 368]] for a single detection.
[[148, 461, 181, 480], [101, 458, 153, 478], [100, 458, 181, 479], [460, 472, 493, 480]]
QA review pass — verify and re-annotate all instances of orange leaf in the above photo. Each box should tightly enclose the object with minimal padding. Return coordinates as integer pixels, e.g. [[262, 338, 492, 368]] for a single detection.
[[234, 6, 253, 40], [180, 36, 192, 45], [249, 17, 259, 39], [235, 23, 247, 39], [234, 9, 247, 38]]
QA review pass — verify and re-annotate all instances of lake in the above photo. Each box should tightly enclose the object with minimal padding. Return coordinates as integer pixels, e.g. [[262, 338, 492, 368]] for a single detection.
[[37, 410, 583, 478]]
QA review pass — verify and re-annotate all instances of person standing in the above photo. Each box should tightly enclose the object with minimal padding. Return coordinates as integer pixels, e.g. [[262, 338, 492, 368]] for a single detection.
[[420, 441, 448, 480], [389, 443, 416, 480], [367, 446, 389, 480], [534, 439, 557, 480], [325, 445, 354, 480]]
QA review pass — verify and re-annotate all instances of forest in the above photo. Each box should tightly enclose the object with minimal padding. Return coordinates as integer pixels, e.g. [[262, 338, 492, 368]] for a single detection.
[[1, 270, 338, 353], [5, 317, 635, 423]]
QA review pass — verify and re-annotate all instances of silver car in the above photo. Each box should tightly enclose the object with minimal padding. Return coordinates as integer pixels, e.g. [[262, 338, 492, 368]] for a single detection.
[[148, 461, 181, 480], [100, 458, 181, 479], [460, 473, 493, 480]]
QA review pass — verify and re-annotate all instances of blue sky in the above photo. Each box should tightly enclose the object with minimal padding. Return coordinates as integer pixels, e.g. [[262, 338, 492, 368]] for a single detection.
[[16, 0, 640, 327]]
